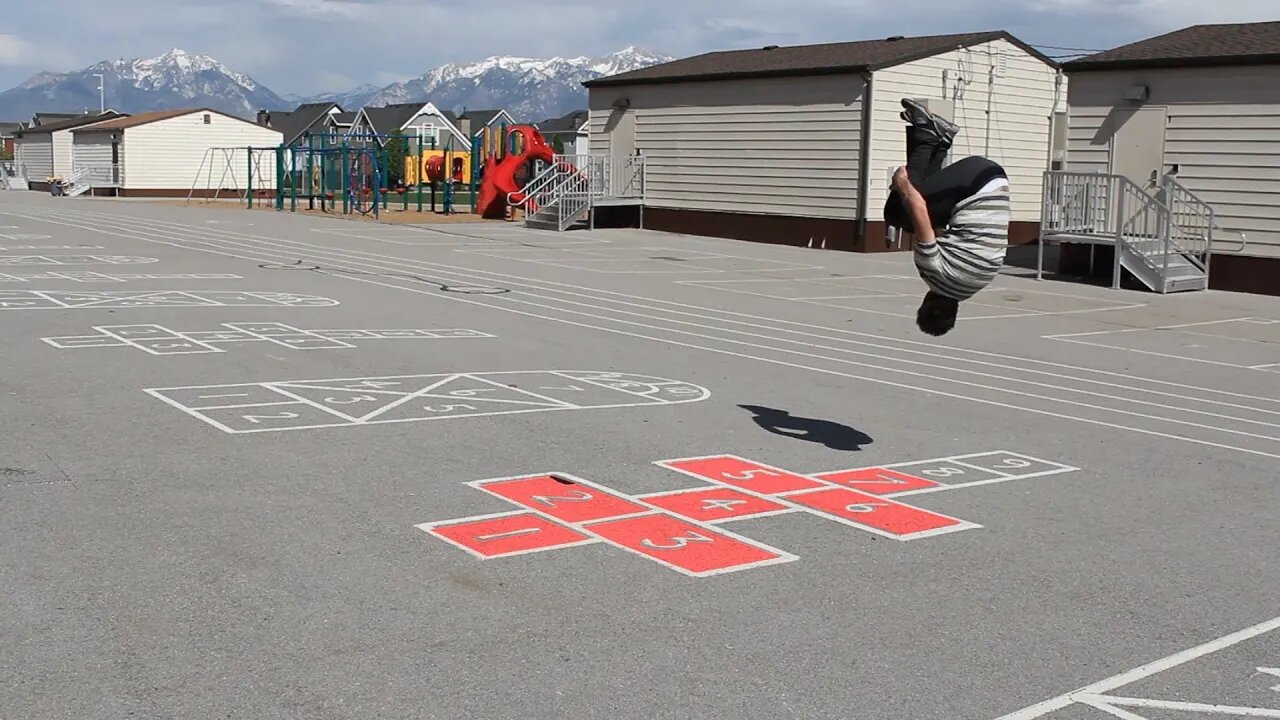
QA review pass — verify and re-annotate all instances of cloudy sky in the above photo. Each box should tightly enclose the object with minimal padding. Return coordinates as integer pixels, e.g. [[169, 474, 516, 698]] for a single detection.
[[0, 0, 1275, 96]]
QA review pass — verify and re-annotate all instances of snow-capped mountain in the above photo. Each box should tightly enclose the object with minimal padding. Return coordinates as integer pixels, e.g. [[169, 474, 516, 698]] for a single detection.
[[0, 49, 287, 121], [303, 47, 673, 120], [0, 46, 670, 124]]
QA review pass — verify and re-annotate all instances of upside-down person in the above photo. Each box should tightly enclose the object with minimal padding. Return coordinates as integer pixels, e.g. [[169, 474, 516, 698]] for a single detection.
[[885, 98, 1011, 337]]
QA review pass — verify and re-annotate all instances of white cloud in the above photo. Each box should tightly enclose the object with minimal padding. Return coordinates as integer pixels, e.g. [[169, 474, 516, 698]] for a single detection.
[[0, 33, 56, 67], [1, 0, 1279, 97]]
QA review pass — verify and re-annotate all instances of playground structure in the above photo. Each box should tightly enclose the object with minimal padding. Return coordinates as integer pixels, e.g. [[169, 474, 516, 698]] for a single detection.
[[181, 123, 574, 221]]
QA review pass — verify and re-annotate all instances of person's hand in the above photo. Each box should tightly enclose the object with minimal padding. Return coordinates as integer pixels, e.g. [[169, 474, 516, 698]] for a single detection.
[[893, 166, 910, 192]]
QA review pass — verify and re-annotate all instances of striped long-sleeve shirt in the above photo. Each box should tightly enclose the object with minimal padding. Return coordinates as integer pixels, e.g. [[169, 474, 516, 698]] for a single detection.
[[914, 183, 1011, 301]]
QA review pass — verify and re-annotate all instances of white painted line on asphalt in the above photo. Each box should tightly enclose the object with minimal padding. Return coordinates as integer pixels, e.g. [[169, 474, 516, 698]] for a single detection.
[[1077, 694, 1280, 717], [992, 615, 1280, 719], [21, 207, 1280, 459]]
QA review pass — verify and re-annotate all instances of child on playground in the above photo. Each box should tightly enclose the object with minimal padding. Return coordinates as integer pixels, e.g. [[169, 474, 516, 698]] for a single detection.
[[885, 98, 1011, 337]]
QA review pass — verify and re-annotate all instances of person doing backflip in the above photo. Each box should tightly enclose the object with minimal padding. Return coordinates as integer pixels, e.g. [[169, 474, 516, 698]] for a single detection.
[[886, 98, 1011, 337]]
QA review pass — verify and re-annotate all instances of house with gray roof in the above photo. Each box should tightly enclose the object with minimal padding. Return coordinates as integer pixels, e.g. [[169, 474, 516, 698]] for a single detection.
[[256, 102, 346, 146], [582, 30, 1063, 252], [347, 102, 468, 149], [536, 109, 589, 154], [1054, 20, 1280, 295]]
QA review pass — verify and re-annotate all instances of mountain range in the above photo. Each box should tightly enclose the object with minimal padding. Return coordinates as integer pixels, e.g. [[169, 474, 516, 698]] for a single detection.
[[0, 47, 672, 124]]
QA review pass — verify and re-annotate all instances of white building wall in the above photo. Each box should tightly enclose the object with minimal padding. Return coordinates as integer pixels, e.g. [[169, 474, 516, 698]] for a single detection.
[[589, 74, 865, 218], [52, 129, 82, 177], [1064, 64, 1280, 256], [120, 111, 283, 189], [15, 136, 52, 180], [71, 133, 114, 170], [867, 38, 1066, 223]]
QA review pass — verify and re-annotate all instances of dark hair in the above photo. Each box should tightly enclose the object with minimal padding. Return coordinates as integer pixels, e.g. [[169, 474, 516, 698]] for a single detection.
[[916, 291, 959, 336]]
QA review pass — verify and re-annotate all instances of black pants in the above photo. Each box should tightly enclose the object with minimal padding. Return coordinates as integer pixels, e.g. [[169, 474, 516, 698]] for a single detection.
[[884, 126, 1007, 233]]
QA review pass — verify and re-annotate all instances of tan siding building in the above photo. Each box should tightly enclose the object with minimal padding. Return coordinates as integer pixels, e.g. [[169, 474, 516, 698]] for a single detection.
[[72, 108, 283, 196], [11, 111, 124, 190], [867, 38, 1066, 230], [588, 75, 864, 220], [584, 31, 1060, 252], [1058, 20, 1280, 294]]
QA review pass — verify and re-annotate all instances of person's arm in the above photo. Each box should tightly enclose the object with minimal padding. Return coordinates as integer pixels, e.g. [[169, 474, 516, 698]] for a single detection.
[[892, 166, 936, 244]]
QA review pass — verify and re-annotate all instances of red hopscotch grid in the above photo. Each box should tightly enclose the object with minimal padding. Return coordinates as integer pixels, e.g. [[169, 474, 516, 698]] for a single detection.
[[441, 472, 799, 577], [654, 454, 979, 540], [418, 451, 1078, 577]]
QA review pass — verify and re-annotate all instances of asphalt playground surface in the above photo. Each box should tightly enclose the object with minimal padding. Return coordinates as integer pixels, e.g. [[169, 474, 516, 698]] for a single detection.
[[1, 191, 1277, 719]]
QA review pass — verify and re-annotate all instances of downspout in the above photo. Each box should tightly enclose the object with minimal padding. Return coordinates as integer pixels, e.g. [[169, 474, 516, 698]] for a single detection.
[[855, 70, 873, 249]]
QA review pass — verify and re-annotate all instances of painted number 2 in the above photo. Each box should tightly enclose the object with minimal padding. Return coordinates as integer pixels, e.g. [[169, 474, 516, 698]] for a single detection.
[[243, 411, 299, 423], [530, 490, 593, 507]]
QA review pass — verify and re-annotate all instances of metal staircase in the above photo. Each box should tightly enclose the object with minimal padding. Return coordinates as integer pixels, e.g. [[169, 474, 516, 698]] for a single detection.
[[508, 154, 644, 232], [1038, 171, 1247, 293], [59, 168, 94, 197]]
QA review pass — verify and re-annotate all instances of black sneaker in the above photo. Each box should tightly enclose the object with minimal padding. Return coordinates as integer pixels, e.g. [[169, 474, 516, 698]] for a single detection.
[[901, 98, 959, 145]]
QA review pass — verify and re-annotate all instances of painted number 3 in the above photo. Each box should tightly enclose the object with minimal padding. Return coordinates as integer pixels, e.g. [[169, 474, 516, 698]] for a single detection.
[[641, 531, 714, 550]]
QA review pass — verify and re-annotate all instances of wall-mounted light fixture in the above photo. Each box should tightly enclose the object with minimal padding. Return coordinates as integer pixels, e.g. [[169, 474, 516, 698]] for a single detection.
[[1123, 84, 1149, 102]]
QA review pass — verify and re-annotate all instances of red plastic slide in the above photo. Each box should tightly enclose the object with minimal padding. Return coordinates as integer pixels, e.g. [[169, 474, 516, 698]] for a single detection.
[[475, 124, 557, 219]]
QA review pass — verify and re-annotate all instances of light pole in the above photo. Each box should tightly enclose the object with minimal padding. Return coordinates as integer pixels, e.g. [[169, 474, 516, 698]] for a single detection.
[[92, 73, 104, 113]]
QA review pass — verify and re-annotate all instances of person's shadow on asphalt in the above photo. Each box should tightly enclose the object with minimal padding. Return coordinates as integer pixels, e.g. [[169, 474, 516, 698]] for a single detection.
[[739, 405, 873, 452]]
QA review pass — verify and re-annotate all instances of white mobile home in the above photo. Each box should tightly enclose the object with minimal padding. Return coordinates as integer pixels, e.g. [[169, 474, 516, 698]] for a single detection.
[[583, 31, 1064, 252], [70, 108, 283, 197], [11, 111, 125, 190], [1056, 20, 1280, 295]]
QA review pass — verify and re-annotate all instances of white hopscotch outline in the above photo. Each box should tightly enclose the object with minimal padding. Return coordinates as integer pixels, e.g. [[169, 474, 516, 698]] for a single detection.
[[142, 370, 713, 434], [416, 509, 602, 560], [0, 244, 103, 250], [992, 614, 1280, 719], [1045, 317, 1280, 373], [16, 206, 1280, 460], [820, 450, 1083, 499], [0, 254, 159, 265], [0, 272, 238, 283], [0, 289, 340, 310], [654, 453, 983, 542], [416, 449, 1079, 577], [435, 471, 800, 578], [92, 324, 227, 355]]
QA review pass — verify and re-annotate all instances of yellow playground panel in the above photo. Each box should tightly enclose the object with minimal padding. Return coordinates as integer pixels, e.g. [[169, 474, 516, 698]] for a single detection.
[[404, 149, 473, 185]]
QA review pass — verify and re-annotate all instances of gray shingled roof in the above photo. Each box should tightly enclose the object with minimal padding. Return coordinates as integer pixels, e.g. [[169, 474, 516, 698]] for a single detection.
[[1062, 21, 1280, 71], [537, 109, 587, 134], [266, 102, 342, 145], [583, 30, 1055, 87], [15, 111, 126, 137], [361, 103, 430, 136]]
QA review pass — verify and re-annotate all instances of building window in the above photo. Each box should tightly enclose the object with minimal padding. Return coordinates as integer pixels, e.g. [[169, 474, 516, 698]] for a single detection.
[[203, 114, 211, 124]]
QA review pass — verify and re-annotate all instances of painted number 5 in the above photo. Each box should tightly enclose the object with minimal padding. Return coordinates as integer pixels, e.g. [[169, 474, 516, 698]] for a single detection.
[[721, 468, 778, 481]]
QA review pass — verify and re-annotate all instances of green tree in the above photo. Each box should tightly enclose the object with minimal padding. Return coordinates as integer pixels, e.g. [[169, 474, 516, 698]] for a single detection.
[[384, 135, 407, 186], [551, 134, 565, 154]]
